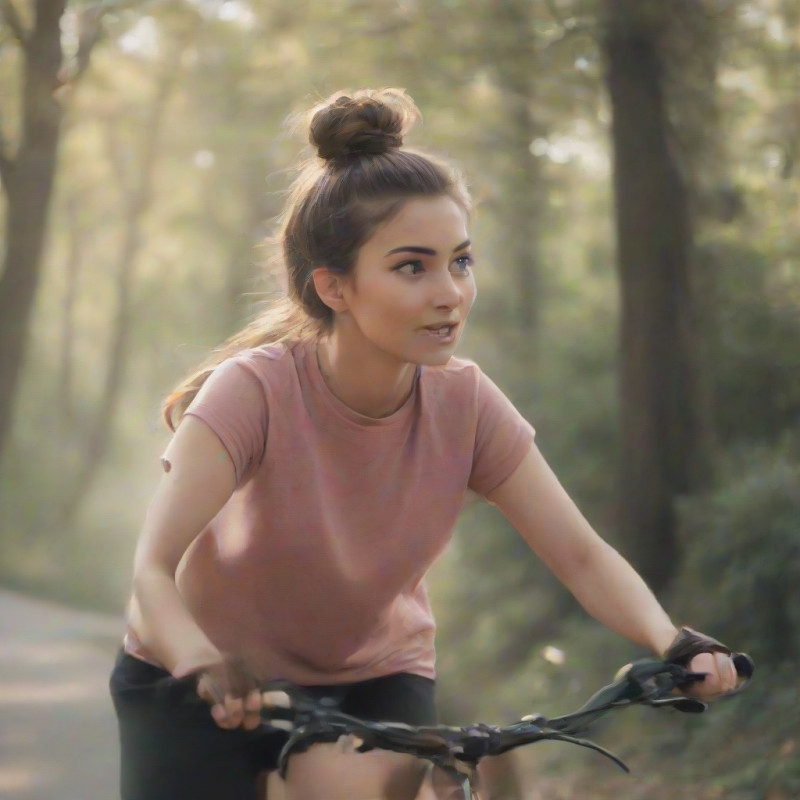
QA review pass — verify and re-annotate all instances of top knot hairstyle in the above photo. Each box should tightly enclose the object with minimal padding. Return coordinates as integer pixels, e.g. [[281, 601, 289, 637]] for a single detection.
[[163, 88, 471, 430], [309, 89, 415, 160]]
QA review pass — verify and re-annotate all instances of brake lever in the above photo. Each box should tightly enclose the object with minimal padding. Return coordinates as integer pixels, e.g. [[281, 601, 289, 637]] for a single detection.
[[649, 696, 708, 713], [731, 653, 755, 693]]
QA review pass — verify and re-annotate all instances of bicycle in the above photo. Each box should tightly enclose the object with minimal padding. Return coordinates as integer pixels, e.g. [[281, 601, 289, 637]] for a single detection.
[[258, 653, 753, 800]]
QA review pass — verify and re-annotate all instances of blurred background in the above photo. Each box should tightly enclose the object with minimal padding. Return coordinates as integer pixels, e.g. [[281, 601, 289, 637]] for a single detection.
[[0, 0, 798, 798]]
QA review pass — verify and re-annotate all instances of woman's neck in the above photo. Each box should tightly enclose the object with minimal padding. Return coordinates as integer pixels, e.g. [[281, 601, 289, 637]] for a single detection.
[[316, 334, 417, 419]]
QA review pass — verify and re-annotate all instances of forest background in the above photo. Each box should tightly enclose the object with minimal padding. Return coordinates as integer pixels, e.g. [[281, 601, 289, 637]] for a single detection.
[[0, 1, 798, 798]]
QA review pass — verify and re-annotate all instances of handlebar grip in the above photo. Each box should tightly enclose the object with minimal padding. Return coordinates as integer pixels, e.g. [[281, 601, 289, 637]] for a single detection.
[[732, 652, 754, 679], [731, 652, 755, 693]]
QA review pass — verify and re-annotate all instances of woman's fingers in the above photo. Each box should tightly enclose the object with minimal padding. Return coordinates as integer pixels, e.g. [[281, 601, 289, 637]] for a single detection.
[[717, 651, 738, 692], [261, 690, 294, 731], [261, 689, 291, 707], [196, 673, 225, 707], [210, 700, 230, 727], [206, 693, 242, 729], [197, 673, 252, 729], [242, 688, 263, 730], [707, 652, 738, 693], [228, 695, 246, 727], [686, 652, 739, 698], [193, 654, 263, 729]]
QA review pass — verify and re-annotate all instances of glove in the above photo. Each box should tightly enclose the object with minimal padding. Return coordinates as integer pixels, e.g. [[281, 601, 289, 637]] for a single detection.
[[663, 627, 731, 667]]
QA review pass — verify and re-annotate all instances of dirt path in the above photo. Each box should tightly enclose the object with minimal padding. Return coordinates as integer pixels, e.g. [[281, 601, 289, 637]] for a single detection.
[[0, 588, 123, 800]]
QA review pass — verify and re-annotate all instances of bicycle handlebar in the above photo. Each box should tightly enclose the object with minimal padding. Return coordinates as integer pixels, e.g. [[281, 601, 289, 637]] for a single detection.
[[261, 653, 754, 779]]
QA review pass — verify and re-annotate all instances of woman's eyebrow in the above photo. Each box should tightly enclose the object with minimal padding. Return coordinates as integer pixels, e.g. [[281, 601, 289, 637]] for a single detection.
[[385, 239, 471, 257]]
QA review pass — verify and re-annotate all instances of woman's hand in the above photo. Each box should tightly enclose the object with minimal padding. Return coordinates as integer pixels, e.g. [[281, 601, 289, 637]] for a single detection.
[[191, 654, 263, 730], [664, 626, 742, 700], [685, 651, 740, 699]]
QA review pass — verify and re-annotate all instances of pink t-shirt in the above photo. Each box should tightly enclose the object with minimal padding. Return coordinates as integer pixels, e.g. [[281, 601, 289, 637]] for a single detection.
[[128, 342, 534, 684]]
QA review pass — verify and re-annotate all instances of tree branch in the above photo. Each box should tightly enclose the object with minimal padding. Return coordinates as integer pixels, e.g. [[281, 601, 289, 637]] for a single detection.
[[544, 0, 568, 28], [0, 148, 11, 187], [68, 5, 107, 83], [0, 88, 13, 187], [62, 1, 181, 86], [0, 0, 28, 46]]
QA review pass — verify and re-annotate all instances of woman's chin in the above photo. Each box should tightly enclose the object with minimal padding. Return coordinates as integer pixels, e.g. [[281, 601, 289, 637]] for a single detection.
[[413, 350, 456, 367]]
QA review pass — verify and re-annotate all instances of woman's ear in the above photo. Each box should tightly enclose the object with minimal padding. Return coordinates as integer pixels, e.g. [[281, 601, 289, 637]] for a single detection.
[[311, 267, 349, 313]]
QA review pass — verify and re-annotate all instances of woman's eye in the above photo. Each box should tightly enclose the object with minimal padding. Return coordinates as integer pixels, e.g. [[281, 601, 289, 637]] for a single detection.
[[395, 260, 424, 275], [451, 254, 474, 274]]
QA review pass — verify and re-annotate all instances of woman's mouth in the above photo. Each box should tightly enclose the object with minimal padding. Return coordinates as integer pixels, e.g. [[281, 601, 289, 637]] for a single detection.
[[420, 323, 458, 343]]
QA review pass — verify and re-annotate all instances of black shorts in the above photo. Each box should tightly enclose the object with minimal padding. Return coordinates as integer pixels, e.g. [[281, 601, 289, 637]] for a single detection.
[[110, 650, 437, 800]]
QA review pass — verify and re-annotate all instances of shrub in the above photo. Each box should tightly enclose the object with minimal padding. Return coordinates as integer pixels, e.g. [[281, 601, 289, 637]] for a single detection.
[[672, 442, 800, 666]]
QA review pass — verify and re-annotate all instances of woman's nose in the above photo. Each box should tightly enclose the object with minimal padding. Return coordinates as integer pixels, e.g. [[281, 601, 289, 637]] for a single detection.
[[432, 272, 462, 309]]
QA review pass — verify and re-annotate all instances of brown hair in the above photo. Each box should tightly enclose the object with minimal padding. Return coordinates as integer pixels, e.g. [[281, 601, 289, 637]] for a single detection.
[[163, 88, 471, 430]]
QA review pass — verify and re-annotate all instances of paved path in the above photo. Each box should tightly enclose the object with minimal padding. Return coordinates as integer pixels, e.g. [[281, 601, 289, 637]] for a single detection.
[[0, 589, 123, 800]]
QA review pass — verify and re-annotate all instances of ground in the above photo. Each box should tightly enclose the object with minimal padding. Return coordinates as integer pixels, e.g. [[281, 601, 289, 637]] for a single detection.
[[0, 588, 122, 800]]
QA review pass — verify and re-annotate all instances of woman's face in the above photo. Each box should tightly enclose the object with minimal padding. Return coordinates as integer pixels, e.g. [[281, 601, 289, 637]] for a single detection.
[[338, 194, 477, 367]]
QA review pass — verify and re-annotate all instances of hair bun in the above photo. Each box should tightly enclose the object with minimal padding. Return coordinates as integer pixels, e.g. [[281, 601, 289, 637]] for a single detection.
[[309, 88, 419, 162]]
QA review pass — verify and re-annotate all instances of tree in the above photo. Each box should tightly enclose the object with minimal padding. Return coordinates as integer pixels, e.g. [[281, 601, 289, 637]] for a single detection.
[[0, 0, 67, 466], [487, 0, 548, 351], [602, 0, 711, 591]]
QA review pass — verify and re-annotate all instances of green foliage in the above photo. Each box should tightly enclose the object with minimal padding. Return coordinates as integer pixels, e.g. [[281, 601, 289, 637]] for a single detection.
[[699, 238, 800, 444], [672, 440, 800, 666]]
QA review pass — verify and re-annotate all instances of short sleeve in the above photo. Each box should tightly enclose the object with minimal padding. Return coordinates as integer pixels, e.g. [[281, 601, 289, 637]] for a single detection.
[[184, 358, 268, 485], [469, 370, 535, 495]]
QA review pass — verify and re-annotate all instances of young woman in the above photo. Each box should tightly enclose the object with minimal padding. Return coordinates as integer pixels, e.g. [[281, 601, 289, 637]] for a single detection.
[[110, 88, 740, 800]]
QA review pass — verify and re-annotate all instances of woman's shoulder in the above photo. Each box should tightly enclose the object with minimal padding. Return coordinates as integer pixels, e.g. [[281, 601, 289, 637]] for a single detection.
[[422, 356, 521, 415], [418, 356, 486, 412], [222, 341, 302, 378], [197, 342, 303, 401], [235, 341, 292, 366], [423, 355, 482, 385]]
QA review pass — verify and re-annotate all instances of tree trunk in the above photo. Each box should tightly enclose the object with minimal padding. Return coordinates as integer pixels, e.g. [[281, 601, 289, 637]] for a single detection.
[[0, 0, 66, 465], [603, 0, 706, 592], [58, 194, 84, 425], [490, 0, 546, 351]]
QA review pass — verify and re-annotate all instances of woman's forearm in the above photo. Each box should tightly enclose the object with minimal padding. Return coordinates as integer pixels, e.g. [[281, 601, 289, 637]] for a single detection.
[[562, 538, 678, 657], [132, 569, 221, 676], [487, 447, 680, 658]]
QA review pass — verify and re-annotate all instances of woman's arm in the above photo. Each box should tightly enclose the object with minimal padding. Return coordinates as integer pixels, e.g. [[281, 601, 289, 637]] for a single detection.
[[132, 415, 236, 675], [485, 444, 738, 696], [132, 416, 263, 729]]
